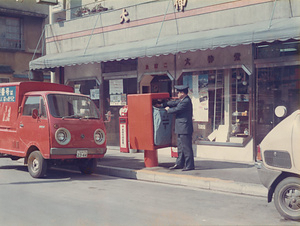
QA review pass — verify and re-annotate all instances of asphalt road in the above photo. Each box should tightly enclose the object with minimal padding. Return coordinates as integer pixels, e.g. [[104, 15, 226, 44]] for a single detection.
[[0, 158, 298, 226]]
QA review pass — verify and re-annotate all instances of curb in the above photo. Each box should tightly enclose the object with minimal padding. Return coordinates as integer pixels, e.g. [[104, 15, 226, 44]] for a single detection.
[[97, 165, 268, 197]]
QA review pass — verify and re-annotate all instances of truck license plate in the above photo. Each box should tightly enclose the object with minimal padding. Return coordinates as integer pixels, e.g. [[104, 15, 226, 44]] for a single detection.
[[76, 150, 88, 158]]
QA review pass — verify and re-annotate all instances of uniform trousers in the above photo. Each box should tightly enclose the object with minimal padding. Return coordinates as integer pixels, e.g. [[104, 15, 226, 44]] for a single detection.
[[176, 134, 195, 169]]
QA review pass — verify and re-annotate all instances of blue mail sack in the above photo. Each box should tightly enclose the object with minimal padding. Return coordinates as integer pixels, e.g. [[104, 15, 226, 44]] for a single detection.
[[153, 107, 172, 146]]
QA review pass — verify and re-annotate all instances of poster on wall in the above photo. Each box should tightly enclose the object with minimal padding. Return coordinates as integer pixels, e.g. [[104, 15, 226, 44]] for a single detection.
[[90, 89, 99, 100], [110, 94, 127, 106], [183, 74, 209, 122], [109, 79, 126, 106], [109, 79, 123, 94], [74, 84, 81, 94]]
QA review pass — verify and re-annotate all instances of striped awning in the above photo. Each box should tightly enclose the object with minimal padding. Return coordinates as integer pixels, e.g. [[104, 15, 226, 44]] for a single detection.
[[30, 17, 300, 70]]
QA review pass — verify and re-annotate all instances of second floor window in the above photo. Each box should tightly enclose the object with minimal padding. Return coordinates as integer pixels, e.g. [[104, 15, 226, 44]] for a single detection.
[[0, 16, 22, 50]]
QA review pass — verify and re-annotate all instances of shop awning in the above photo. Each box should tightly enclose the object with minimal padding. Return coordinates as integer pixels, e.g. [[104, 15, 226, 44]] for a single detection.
[[30, 17, 300, 70]]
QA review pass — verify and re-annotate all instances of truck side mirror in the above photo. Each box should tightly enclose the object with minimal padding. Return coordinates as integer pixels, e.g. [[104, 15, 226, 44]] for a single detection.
[[32, 109, 39, 119], [104, 111, 112, 123]]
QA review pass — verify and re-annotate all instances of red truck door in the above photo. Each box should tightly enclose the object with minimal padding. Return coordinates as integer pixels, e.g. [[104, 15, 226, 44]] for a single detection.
[[17, 95, 50, 157]]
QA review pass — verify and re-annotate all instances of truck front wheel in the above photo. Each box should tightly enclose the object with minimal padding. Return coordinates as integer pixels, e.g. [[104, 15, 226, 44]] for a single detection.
[[28, 151, 47, 178], [274, 177, 300, 221]]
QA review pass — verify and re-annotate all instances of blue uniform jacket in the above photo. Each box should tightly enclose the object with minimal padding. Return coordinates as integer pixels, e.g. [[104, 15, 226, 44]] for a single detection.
[[164, 95, 193, 135]]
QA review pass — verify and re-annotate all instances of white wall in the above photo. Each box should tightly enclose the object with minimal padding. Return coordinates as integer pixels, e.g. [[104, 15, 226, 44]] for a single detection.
[[46, 0, 299, 54]]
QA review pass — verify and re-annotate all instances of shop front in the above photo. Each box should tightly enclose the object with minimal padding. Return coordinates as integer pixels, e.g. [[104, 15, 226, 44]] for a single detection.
[[138, 55, 175, 96], [29, 0, 300, 162], [57, 40, 299, 161], [255, 40, 300, 144], [170, 45, 255, 163], [102, 59, 138, 146]]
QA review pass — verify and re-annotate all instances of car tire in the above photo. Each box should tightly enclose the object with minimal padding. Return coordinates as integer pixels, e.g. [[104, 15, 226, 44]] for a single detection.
[[274, 177, 300, 221], [28, 151, 47, 178]]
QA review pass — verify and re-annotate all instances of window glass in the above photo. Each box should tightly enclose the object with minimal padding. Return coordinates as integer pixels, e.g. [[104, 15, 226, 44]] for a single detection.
[[231, 69, 250, 139], [182, 69, 251, 145], [47, 94, 100, 119], [40, 98, 47, 118], [23, 96, 40, 116], [0, 16, 22, 50], [67, 79, 100, 108], [182, 70, 225, 142], [256, 65, 300, 144], [256, 41, 300, 59], [0, 78, 9, 83], [103, 59, 137, 73]]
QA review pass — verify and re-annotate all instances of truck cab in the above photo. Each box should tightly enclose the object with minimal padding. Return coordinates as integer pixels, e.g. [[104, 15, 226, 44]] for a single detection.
[[0, 82, 106, 178]]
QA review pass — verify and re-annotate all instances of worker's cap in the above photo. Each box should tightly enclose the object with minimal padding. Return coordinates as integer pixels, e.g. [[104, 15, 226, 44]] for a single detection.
[[174, 84, 189, 91]]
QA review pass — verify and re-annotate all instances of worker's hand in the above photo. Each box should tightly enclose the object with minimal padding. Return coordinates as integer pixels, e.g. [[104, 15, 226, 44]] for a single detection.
[[165, 106, 170, 111]]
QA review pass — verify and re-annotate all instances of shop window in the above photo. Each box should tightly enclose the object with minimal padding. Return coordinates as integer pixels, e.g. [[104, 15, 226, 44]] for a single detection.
[[182, 70, 224, 141], [181, 69, 250, 145], [67, 79, 100, 108], [102, 59, 137, 73], [256, 65, 300, 144], [150, 75, 172, 96], [231, 69, 250, 141], [256, 40, 300, 59], [0, 78, 9, 83], [0, 16, 23, 50]]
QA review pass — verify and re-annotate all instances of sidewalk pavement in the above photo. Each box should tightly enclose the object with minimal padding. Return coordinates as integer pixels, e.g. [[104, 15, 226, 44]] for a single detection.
[[97, 148, 267, 198]]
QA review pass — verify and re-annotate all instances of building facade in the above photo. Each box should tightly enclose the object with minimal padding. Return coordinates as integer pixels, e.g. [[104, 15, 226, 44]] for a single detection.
[[30, 0, 300, 163], [0, 0, 50, 82]]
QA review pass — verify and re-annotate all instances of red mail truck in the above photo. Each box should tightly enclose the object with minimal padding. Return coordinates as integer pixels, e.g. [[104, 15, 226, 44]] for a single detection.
[[0, 82, 106, 178]]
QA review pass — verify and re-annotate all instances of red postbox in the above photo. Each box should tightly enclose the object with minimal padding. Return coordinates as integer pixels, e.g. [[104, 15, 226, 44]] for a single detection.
[[127, 93, 171, 167], [119, 105, 129, 153]]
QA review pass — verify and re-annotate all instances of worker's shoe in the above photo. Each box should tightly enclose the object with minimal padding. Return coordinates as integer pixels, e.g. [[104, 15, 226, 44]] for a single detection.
[[169, 164, 183, 170]]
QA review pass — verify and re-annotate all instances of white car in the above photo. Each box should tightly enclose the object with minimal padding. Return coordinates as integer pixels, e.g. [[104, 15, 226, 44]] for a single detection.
[[256, 108, 300, 221]]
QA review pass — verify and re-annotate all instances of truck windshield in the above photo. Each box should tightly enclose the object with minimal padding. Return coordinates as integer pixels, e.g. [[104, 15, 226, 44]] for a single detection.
[[47, 94, 100, 119]]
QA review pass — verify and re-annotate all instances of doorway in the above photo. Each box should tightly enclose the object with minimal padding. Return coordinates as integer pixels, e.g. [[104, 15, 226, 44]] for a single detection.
[[141, 74, 173, 96]]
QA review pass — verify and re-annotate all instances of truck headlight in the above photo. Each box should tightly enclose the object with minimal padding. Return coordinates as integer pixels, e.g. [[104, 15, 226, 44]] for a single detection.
[[55, 128, 71, 145], [94, 129, 105, 145]]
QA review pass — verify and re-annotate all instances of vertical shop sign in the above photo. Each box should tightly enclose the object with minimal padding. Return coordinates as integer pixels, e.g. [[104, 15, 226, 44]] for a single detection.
[[120, 124, 126, 148], [183, 74, 208, 122]]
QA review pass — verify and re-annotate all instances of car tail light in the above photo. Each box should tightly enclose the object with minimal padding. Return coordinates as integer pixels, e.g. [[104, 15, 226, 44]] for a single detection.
[[256, 145, 262, 161]]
